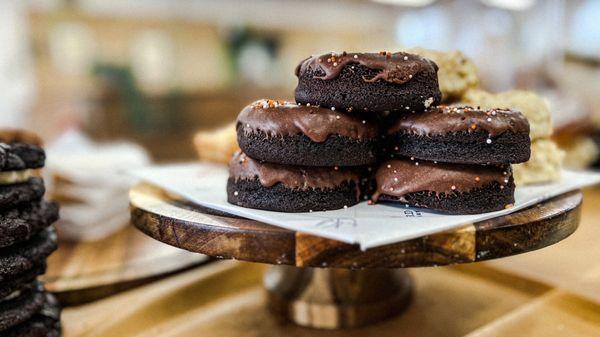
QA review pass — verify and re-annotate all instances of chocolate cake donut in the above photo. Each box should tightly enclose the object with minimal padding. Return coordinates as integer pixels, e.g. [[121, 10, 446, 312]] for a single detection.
[[295, 51, 442, 114], [372, 158, 515, 214], [386, 106, 531, 165], [227, 152, 362, 212], [237, 99, 380, 166]]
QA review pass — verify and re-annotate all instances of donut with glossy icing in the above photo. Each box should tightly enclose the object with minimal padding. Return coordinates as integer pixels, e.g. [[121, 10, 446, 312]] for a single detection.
[[237, 99, 380, 166], [295, 51, 442, 114]]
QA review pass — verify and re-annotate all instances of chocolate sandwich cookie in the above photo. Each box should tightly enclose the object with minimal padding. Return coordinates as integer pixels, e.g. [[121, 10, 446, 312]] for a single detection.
[[0, 178, 45, 210], [1, 293, 62, 337], [295, 51, 442, 114], [0, 130, 45, 172], [0, 282, 45, 332], [227, 152, 361, 212], [0, 264, 45, 300], [372, 159, 515, 214], [237, 99, 380, 166], [0, 201, 59, 248], [0, 228, 57, 282], [387, 106, 531, 165]]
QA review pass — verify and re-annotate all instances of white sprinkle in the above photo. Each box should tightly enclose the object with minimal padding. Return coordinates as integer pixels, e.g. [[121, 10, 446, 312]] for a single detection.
[[410, 157, 414, 160], [394, 177, 398, 182], [492, 111, 497, 115], [309, 209, 313, 213], [504, 179, 509, 183], [387, 164, 392, 168], [246, 123, 250, 128], [424, 97, 434, 108], [390, 187, 394, 191], [233, 191, 239, 196], [331, 107, 336, 111], [333, 62, 338, 66], [403, 56, 408, 60], [415, 162, 419, 166], [306, 103, 311, 106], [343, 205, 348, 209], [362, 120, 366, 124], [451, 185, 456, 190], [354, 54, 358, 59], [409, 74, 413, 79], [487, 118, 492, 122], [486, 139, 492, 144], [405, 106, 410, 110], [336, 115, 340, 120]]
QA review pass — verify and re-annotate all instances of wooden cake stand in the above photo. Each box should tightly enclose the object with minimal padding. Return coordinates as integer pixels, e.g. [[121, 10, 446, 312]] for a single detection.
[[129, 183, 582, 330]]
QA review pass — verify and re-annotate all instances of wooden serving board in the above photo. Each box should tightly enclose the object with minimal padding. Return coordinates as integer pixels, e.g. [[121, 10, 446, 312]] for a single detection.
[[43, 225, 208, 305], [130, 183, 582, 268]]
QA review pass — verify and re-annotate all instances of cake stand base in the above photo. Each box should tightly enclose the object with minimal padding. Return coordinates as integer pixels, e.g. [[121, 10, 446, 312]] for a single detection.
[[264, 266, 412, 329]]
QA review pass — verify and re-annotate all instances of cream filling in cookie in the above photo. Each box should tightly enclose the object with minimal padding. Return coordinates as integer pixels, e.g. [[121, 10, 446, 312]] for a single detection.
[[0, 169, 35, 185], [0, 289, 22, 302]]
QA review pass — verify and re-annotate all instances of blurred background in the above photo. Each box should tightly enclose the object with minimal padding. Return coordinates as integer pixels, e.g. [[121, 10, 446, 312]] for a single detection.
[[1, 0, 598, 161], [2, 1, 600, 335]]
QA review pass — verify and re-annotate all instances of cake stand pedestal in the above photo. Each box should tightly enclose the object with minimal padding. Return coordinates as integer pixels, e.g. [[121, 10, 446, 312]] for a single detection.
[[129, 184, 581, 329]]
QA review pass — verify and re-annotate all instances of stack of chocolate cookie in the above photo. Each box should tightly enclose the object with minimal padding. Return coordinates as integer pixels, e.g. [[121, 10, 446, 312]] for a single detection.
[[373, 105, 530, 214], [228, 99, 377, 212], [227, 50, 531, 215], [0, 130, 62, 336]]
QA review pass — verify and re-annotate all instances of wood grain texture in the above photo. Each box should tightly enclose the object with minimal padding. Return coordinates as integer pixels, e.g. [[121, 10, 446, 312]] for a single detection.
[[130, 183, 582, 268], [43, 225, 208, 305]]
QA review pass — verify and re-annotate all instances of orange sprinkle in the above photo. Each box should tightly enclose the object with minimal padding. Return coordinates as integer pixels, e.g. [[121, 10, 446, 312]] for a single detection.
[[470, 124, 477, 130]]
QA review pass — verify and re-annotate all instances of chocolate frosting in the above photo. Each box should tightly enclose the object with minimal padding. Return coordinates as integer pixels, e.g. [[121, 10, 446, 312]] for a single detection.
[[388, 105, 530, 137], [372, 159, 510, 202], [295, 51, 438, 84], [237, 99, 378, 142], [229, 152, 361, 190]]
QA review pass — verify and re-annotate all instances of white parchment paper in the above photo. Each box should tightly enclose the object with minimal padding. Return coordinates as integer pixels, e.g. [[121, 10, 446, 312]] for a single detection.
[[132, 163, 600, 250]]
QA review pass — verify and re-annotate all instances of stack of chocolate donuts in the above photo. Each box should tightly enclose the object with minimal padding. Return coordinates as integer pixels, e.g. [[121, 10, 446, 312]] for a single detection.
[[0, 130, 62, 336], [228, 51, 531, 214]]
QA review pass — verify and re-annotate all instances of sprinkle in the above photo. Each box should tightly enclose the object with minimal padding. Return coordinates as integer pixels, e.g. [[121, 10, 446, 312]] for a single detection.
[[410, 157, 414, 160], [486, 139, 492, 144], [343, 205, 348, 209], [492, 111, 497, 115], [336, 115, 340, 120], [354, 54, 358, 59], [387, 164, 392, 168], [415, 162, 419, 166], [394, 146, 399, 150], [504, 179, 509, 183], [362, 120, 366, 124], [306, 103, 311, 107], [368, 200, 374, 205], [394, 177, 398, 182], [333, 62, 338, 66], [503, 171, 508, 175], [505, 204, 514, 209], [475, 176, 480, 182], [334, 166, 339, 170], [406, 106, 410, 110], [331, 107, 336, 111], [451, 185, 456, 190], [409, 75, 413, 79], [246, 123, 250, 128], [500, 185, 505, 189], [487, 117, 492, 122], [367, 167, 372, 171], [390, 187, 394, 191], [309, 209, 313, 213], [403, 56, 408, 60], [233, 191, 239, 196], [471, 124, 477, 130]]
